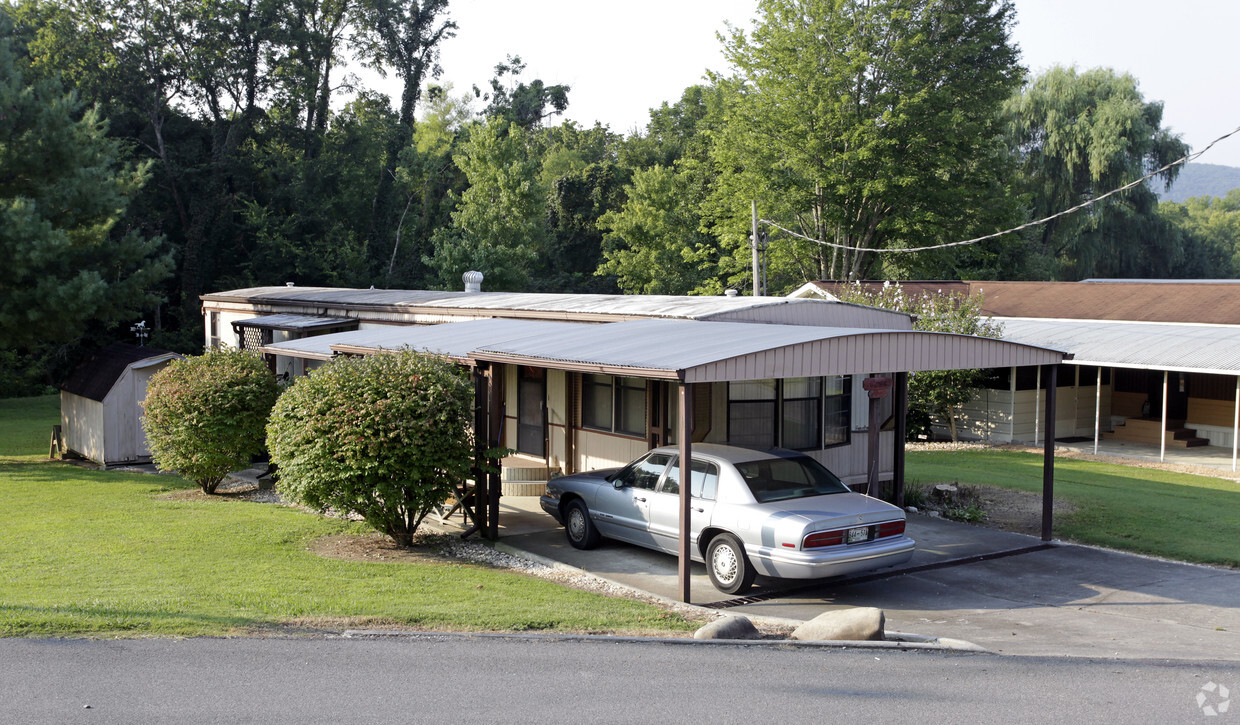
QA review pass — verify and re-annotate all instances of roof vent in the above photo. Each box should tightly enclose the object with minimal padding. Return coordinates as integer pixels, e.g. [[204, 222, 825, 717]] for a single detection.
[[286, 282, 295, 287], [463, 271, 484, 293], [724, 289, 739, 297]]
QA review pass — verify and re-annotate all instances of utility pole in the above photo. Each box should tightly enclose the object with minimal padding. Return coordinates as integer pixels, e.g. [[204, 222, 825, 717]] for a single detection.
[[751, 201, 761, 296]]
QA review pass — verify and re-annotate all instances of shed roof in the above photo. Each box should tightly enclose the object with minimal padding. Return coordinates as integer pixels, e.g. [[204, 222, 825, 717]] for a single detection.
[[203, 286, 913, 329], [799, 280, 1240, 325], [60, 344, 178, 402], [231, 314, 357, 331], [1000, 318, 1240, 375], [269, 318, 1067, 383]]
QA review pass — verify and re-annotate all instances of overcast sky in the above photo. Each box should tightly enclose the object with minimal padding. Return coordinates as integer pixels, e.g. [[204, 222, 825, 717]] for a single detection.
[[394, 0, 1240, 168]]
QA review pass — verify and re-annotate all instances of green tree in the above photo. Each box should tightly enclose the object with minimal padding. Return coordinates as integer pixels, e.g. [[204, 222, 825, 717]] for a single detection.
[[1158, 190, 1240, 277], [142, 349, 280, 494], [597, 165, 717, 294], [474, 54, 570, 131], [355, 0, 456, 271], [425, 119, 543, 290], [1004, 66, 1190, 279], [268, 350, 474, 547], [0, 14, 171, 349], [709, 0, 1023, 287], [833, 282, 1002, 441]]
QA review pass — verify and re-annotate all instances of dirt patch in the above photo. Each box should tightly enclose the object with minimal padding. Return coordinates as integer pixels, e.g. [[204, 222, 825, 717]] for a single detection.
[[970, 485, 1077, 537], [307, 532, 456, 565]]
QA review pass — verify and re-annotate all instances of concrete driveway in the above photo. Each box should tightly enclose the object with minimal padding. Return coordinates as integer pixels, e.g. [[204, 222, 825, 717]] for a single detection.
[[479, 496, 1240, 660]]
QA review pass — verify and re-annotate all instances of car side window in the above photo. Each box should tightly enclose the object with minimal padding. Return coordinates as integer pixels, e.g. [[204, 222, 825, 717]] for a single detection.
[[614, 453, 672, 490], [661, 458, 719, 500]]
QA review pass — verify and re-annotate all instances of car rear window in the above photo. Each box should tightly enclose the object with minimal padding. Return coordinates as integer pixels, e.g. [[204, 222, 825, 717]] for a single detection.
[[734, 455, 851, 503]]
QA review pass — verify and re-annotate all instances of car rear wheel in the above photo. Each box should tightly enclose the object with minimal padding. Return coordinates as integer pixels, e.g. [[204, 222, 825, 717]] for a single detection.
[[706, 533, 756, 595], [564, 499, 600, 550]]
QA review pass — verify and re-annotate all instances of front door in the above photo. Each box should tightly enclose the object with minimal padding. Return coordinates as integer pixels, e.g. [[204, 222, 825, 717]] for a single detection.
[[517, 366, 546, 457]]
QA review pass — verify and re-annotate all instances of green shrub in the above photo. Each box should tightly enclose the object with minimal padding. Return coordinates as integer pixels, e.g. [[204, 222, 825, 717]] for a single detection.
[[267, 350, 474, 547], [142, 349, 280, 493]]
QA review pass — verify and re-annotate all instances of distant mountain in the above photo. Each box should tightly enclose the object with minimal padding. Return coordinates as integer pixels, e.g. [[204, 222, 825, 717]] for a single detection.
[[1156, 162, 1240, 203]]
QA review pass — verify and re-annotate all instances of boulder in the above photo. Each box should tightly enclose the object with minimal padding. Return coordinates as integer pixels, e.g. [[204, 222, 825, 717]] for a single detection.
[[693, 615, 763, 641], [791, 607, 885, 641]]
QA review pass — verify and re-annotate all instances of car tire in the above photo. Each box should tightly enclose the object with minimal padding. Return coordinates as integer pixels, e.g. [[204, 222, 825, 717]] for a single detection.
[[706, 533, 756, 595], [564, 499, 600, 550]]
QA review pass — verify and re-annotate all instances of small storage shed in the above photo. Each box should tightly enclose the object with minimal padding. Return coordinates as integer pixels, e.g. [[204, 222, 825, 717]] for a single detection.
[[60, 344, 181, 466]]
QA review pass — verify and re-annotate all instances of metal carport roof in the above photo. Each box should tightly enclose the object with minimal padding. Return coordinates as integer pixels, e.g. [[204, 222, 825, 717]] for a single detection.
[[263, 317, 1069, 378], [999, 318, 1240, 375], [466, 318, 1067, 382]]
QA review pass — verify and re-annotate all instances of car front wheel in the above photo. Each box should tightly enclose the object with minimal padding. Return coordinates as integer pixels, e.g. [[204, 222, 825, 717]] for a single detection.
[[706, 533, 756, 595], [564, 499, 600, 550]]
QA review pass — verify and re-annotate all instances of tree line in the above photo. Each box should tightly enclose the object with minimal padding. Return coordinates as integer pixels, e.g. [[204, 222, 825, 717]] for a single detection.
[[3, 0, 1239, 394]]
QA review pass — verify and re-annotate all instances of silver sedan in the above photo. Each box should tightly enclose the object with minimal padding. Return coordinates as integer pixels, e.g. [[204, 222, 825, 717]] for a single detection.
[[540, 444, 915, 594]]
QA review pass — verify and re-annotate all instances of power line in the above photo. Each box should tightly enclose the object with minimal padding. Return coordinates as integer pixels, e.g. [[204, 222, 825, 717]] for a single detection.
[[760, 123, 1240, 255]]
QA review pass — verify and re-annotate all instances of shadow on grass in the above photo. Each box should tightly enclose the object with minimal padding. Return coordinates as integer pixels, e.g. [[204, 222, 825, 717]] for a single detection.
[[0, 460, 198, 493]]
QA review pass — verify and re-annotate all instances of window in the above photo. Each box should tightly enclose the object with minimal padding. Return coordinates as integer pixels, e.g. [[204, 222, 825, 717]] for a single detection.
[[727, 380, 777, 447], [580, 374, 647, 438], [208, 312, 220, 349], [613, 452, 672, 490], [728, 376, 851, 450], [660, 458, 719, 500], [823, 375, 851, 447]]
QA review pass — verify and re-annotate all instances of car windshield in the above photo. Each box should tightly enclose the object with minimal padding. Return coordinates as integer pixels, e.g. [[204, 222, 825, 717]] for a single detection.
[[734, 455, 851, 503]]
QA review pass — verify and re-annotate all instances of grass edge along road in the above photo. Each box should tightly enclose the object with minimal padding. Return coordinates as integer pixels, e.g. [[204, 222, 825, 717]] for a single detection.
[[907, 448, 1240, 568], [0, 395, 698, 639]]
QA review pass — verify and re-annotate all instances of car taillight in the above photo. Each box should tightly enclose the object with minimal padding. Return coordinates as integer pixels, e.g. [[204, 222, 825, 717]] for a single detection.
[[876, 520, 905, 538], [802, 530, 845, 549]]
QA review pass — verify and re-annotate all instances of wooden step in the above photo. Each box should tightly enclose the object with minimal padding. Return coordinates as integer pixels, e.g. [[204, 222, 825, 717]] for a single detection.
[[1104, 417, 1211, 447]]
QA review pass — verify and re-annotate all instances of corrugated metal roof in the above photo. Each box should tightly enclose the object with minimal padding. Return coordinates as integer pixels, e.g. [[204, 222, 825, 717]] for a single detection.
[[232, 314, 357, 331], [469, 318, 1068, 382], [203, 285, 913, 329], [1000, 318, 1240, 374], [261, 319, 587, 360]]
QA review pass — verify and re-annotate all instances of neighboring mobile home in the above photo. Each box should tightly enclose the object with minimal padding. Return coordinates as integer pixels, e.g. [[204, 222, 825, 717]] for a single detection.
[[795, 279, 1240, 469]]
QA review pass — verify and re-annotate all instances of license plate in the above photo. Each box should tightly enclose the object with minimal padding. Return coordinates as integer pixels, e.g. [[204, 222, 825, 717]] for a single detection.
[[847, 526, 870, 544]]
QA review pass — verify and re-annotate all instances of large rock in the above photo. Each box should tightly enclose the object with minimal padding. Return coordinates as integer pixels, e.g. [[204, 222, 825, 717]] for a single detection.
[[791, 607, 885, 641], [694, 615, 763, 640]]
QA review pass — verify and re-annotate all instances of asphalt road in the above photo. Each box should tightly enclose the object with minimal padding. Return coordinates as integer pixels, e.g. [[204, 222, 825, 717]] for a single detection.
[[2, 635, 1235, 724]]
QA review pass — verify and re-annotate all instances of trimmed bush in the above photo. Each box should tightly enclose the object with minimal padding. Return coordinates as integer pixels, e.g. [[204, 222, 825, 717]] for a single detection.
[[142, 349, 280, 493], [267, 350, 474, 546]]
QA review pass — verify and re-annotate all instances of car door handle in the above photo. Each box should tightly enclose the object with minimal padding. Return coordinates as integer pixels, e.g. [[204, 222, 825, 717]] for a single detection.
[[634, 496, 646, 502], [692, 507, 704, 513]]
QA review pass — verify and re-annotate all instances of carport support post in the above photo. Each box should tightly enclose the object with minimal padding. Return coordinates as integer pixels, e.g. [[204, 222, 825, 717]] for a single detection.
[[677, 382, 694, 604], [486, 364, 503, 540], [1042, 364, 1057, 542], [471, 366, 489, 535], [893, 372, 908, 508]]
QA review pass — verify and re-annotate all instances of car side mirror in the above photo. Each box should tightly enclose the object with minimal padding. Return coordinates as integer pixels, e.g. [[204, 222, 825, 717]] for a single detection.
[[612, 479, 625, 489]]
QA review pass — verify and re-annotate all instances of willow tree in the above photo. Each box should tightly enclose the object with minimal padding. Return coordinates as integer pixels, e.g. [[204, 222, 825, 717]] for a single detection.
[[710, 0, 1023, 286], [1004, 66, 1190, 279]]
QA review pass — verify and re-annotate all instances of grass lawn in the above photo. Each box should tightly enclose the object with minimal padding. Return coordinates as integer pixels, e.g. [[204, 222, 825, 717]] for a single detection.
[[907, 448, 1240, 568], [0, 395, 697, 638]]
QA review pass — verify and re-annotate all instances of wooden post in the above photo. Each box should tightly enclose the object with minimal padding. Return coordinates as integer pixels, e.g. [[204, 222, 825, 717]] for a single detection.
[[866, 394, 881, 497], [1042, 364, 1057, 542], [677, 382, 694, 604], [893, 372, 908, 508], [487, 364, 503, 540], [1160, 370, 1169, 464], [472, 366, 489, 536]]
